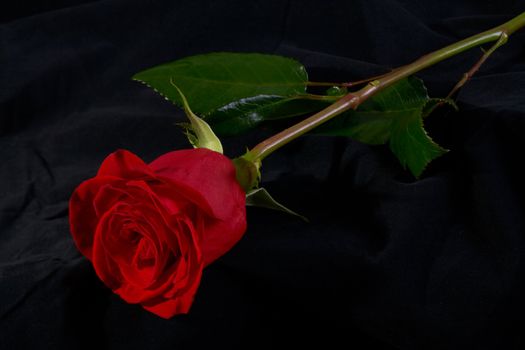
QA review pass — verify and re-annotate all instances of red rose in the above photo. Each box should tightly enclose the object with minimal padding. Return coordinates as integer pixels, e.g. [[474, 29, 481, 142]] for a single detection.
[[69, 148, 246, 318]]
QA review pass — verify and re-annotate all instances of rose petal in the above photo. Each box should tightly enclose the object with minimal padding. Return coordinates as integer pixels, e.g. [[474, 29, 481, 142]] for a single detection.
[[92, 208, 125, 290], [97, 203, 166, 290], [92, 183, 129, 218], [162, 218, 203, 299], [149, 148, 247, 265], [97, 149, 155, 179], [149, 149, 241, 219], [69, 175, 120, 259], [200, 213, 246, 266], [141, 264, 203, 318], [115, 261, 178, 304], [114, 217, 204, 306]]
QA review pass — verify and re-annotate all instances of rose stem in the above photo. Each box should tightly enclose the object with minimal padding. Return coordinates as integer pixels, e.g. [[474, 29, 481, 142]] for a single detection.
[[250, 11, 525, 161], [446, 32, 508, 98], [307, 71, 395, 88]]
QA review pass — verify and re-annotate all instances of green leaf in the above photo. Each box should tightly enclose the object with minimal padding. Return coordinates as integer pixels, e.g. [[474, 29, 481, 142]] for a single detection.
[[133, 52, 308, 116], [208, 95, 331, 136], [317, 78, 428, 144], [172, 84, 223, 153], [318, 77, 449, 178], [317, 109, 393, 145], [389, 110, 447, 177], [246, 188, 308, 222], [422, 97, 458, 119]]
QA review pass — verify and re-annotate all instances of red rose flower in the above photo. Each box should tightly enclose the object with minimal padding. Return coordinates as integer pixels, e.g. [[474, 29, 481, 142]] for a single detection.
[[69, 148, 246, 318]]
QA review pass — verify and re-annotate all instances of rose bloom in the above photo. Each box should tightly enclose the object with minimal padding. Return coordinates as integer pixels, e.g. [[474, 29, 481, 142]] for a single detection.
[[69, 148, 246, 318]]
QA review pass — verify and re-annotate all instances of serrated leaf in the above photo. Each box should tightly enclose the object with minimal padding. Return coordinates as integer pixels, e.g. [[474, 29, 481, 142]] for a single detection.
[[246, 188, 308, 222], [133, 52, 308, 116], [317, 77, 449, 177], [422, 97, 458, 119], [317, 78, 427, 144], [208, 95, 331, 136], [172, 83, 223, 153], [317, 109, 393, 144], [389, 110, 448, 177]]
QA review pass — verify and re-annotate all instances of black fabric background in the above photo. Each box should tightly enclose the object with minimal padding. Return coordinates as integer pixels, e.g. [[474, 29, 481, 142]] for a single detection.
[[2, 1, 525, 349]]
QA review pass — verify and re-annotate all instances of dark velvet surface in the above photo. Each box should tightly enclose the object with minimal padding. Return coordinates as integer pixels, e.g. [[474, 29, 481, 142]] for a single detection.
[[2, 1, 525, 349]]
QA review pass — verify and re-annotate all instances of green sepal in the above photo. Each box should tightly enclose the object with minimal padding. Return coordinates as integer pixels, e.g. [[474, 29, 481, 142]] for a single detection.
[[246, 187, 308, 222], [232, 151, 261, 192], [172, 83, 223, 154]]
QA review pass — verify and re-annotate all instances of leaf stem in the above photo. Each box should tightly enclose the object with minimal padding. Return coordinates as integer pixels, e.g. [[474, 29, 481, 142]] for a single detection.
[[250, 12, 525, 161], [446, 32, 508, 98], [302, 93, 340, 101], [307, 71, 393, 88], [306, 81, 345, 87]]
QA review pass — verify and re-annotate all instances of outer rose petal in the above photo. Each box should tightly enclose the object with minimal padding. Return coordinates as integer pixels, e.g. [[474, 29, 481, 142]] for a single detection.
[[70, 148, 155, 259], [142, 293, 195, 318], [149, 149, 247, 265], [141, 266, 202, 318], [69, 175, 121, 259], [91, 208, 124, 290], [97, 149, 155, 179]]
